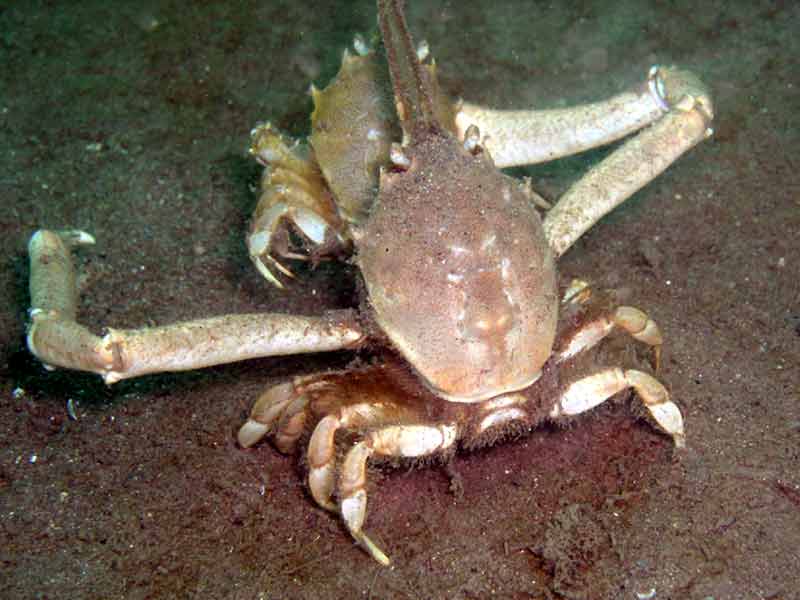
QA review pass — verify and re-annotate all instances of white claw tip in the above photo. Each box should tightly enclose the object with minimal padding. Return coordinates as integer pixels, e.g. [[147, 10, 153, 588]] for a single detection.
[[103, 371, 122, 385], [357, 533, 391, 566], [78, 231, 95, 244], [66, 398, 78, 421], [248, 231, 270, 256], [238, 420, 270, 448], [647, 65, 670, 112], [64, 230, 95, 245]]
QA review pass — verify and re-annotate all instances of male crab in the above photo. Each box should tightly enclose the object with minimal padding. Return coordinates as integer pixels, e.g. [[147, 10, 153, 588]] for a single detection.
[[26, 0, 713, 565]]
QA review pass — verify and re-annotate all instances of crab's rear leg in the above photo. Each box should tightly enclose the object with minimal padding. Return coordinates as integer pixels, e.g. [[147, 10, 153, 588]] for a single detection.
[[27, 230, 364, 384], [557, 279, 664, 369], [248, 123, 351, 287], [551, 280, 684, 446], [456, 66, 714, 257], [550, 367, 684, 448]]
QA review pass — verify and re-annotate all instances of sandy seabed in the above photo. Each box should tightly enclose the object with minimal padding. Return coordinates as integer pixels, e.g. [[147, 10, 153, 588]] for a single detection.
[[1, 1, 798, 598]]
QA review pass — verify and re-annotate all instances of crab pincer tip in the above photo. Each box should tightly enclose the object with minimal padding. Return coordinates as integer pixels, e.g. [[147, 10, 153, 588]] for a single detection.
[[357, 532, 391, 566]]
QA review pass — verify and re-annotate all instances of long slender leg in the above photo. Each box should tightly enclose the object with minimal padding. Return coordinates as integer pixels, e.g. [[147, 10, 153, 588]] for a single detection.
[[456, 66, 712, 166], [27, 230, 365, 384], [457, 66, 714, 257], [541, 67, 713, 256], [456, 65, 669, 168]]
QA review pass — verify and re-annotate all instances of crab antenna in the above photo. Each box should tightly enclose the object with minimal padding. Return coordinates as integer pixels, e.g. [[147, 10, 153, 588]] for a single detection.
[[377, 0, 438, 137]]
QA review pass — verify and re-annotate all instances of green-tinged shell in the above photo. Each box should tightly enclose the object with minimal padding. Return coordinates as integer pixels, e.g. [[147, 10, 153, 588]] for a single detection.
[[310, 49, 399, 224], [310, 48, 456, 224]]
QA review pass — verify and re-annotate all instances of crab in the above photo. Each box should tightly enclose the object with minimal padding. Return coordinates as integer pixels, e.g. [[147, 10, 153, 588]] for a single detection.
[[26, 0, 713, 565]]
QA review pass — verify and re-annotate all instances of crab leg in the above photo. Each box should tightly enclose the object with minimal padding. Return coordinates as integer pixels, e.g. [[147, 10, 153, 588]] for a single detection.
[[456, 66, 714, 257], [239, 366, 463, 566], [339, 423, 459, 565], [27, 229, 364, 384], [556, 280, 663, 368], [27, 230, 109, 375], [456, 66, 672, 168], [549, 368, 685, 448], [542, 69, 713, 257], [456, 65, 712, 166]]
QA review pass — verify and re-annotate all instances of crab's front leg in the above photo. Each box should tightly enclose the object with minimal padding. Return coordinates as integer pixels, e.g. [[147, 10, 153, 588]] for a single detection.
[[27, 230, 364, 384], [248, 123, 352, 288], [337, 422, 458, 565], [456, 66, 714, 256]]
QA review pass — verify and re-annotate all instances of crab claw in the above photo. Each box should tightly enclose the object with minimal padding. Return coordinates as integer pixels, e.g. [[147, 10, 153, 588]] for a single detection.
[[247, 209, 300, 289], [248, 123, 350, 288]]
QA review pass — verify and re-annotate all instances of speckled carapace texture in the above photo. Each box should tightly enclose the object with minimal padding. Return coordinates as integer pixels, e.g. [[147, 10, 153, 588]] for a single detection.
[[1, 1, 798, 599]]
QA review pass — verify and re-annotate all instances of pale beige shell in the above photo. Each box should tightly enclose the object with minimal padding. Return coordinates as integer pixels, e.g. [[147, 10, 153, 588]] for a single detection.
[[358, 133, 558, 402]]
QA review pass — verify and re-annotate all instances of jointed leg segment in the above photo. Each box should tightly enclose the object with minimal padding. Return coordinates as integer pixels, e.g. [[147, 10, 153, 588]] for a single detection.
[[456, 65, 669, 168], [550, 367, 684, 447], [27, 230, 111, 376], [457, 66, 714, 257], [557, 280, 663, 368], [551, 280, 684, 446], [238, 369, 460, 565], [27, 230, 364, 384], [543, 66, 714, 257]]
